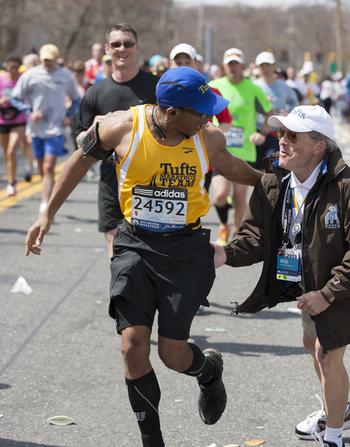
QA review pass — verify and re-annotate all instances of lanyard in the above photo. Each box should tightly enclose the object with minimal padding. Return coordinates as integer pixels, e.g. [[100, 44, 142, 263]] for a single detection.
[[282, 187, 306, 246]]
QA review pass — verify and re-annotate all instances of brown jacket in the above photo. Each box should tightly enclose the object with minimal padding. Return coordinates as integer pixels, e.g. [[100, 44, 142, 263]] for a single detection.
[[224, 148, 350, 350]]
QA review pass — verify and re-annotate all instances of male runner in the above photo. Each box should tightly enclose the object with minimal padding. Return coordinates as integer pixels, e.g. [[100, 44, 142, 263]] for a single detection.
[[76, 23, 158, 257], [26, 67, 262, 447]]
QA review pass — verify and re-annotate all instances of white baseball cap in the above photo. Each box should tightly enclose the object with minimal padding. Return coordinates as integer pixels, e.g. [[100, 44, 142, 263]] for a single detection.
[[268, 105, 336, 141], [255, 51, 275, 66], [170, 43, 197, 61], [223, 48, 244, 65]]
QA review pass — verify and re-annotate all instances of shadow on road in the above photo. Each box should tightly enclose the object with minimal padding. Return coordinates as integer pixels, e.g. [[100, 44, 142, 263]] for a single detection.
[[63, 214, 98, 225], [235, 310, 301, 320], [190, 336, 306, 357], [197, 304, 301, 320], [0, 228, 28, 235], [0, 440, 62, 447]]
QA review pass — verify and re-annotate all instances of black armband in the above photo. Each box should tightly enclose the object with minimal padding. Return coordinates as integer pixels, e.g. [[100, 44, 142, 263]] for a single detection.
[[80, 122, 114, 161], [257, 129, 268, 137]]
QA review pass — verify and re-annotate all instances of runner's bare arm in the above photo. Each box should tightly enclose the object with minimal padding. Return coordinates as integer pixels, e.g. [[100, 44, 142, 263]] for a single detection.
[[204, 124, 262, 186], [25, 150, 96, 255], [97, 110, 133, 159]]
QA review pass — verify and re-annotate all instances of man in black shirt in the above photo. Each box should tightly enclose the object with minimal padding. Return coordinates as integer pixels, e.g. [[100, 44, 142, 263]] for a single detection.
[[76, 23, 158, 256]]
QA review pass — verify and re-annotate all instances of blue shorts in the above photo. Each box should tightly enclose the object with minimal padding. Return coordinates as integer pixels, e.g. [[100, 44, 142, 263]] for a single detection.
[[31, 135, 68, 159]]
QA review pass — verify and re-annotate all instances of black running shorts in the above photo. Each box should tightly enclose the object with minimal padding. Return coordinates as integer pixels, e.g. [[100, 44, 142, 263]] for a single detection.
[[98, 156, 123, 233], [109, 222, 216, 340]]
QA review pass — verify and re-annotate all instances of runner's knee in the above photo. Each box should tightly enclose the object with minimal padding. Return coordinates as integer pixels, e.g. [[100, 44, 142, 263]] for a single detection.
[[120, 327, 150, 365]]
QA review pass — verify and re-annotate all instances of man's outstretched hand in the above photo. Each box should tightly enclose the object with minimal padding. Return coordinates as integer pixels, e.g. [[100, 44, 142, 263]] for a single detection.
[[25, 215, 52, 256]]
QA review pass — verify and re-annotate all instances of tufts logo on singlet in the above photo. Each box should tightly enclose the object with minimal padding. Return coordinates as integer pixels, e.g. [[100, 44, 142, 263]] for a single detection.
[[159, 162, 197, 187]]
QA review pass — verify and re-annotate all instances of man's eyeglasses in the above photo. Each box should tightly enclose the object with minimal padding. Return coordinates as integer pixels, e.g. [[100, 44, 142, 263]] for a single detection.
[[109, 40, 136, 49], [277, 128, 298, 143]]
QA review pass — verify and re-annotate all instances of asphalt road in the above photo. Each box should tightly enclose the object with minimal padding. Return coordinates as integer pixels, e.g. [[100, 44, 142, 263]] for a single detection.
[[1, 119, 350, 447]]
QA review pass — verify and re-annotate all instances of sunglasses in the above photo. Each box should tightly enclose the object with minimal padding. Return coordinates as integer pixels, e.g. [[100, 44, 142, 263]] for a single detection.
[[109, 40, 136, 49], [277, 128, 298, 143]]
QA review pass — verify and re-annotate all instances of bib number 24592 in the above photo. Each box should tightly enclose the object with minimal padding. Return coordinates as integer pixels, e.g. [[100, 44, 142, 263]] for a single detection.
[[131, 185, 188, 232]]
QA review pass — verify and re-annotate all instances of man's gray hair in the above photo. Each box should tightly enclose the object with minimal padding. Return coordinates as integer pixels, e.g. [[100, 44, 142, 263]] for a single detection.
[[309, 131, 338, 152]]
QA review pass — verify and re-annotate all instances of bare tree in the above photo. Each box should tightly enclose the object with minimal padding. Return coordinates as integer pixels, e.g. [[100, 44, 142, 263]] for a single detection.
[[0, 0, 348, 76]]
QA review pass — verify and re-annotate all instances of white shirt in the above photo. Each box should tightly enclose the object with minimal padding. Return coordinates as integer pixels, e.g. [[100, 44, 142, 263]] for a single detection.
[[289, 161, 323, 219], [281, 162, 323, 244]]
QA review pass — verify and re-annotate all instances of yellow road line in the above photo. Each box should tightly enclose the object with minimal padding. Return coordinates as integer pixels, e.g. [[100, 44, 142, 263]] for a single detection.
[[0, 163, 64, 213]]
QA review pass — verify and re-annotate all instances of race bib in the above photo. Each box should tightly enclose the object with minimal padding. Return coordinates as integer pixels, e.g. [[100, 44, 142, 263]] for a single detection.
[[276, 248, 302, 282], [131, 185, 188, 232], [225, 126, 244, 148]]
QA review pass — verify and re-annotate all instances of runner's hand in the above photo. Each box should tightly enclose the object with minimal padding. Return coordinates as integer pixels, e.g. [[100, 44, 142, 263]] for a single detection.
[[30, 110, 43, 122], [297, 290, 330, 316], [25, 215, 52, 256], [211, 243, 227, 268]]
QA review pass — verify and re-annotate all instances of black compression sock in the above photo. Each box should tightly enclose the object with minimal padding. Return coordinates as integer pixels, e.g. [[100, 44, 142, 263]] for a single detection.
[[181, 343, 218, 386], [215, 203, 230, 225], [125, 370, 164, 447]]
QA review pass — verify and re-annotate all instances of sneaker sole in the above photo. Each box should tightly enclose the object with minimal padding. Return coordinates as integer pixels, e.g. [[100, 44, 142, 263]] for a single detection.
[[295, 418, 350, 440]]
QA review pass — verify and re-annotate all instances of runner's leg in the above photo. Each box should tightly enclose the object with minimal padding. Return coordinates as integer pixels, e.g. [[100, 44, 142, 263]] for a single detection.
[[120, 325, 164, 447]]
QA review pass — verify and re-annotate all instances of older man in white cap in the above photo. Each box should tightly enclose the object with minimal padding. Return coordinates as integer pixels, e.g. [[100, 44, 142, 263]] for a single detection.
[[213, 105, 350, 447]]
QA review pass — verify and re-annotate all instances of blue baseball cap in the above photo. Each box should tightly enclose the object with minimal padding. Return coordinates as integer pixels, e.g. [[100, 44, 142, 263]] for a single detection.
[[156, 66, 229, 116]]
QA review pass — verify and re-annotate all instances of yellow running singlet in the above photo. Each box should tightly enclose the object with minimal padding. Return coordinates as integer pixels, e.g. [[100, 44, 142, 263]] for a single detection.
[[116, 105, 210, 232]]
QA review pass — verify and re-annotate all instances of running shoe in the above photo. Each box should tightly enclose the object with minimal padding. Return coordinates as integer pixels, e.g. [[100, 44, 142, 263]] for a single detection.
[[216, 224, 229, 246], [6, 183, 16, 197], [24, 168, 32, 182], [295, 395, 350, 440], [198, 348, 227, 425]]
